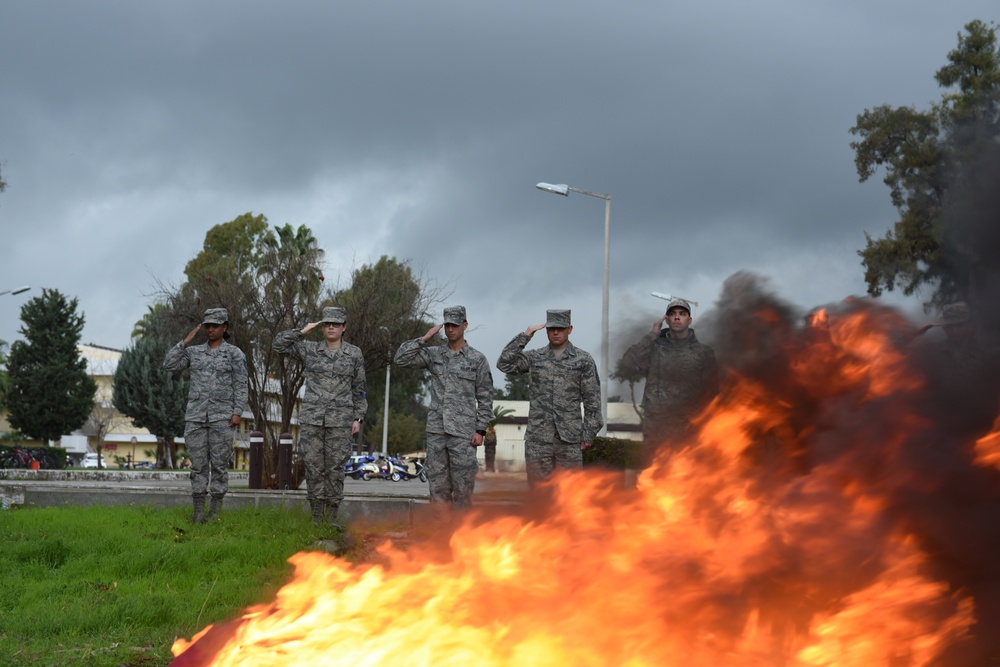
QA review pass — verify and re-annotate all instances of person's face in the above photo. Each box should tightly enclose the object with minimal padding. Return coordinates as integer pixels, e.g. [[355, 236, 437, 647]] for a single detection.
[[203, 322, 226, 342], [444, 321, 467, 343], [546, 325, 572, 348], [322, 321, 345, 342], [666, 307, 692, 333]]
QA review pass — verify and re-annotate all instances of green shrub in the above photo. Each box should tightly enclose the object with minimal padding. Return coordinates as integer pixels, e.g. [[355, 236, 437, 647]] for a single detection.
[[583, 436, 642, 470]]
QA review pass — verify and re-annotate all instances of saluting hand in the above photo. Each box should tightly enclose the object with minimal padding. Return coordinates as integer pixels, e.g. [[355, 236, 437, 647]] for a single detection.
[[525, 323, 546, 336], [301, 321, 321, 336], [183, 324, 202, 346], [651, 314, 668, 333], [422, 324, 443, 342]]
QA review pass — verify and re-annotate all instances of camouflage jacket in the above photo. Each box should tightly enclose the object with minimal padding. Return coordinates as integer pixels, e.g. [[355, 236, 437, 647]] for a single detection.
[[496, 333, 603, 444], [273, 330, 368, 428], [394, 339, 494, 438], [163, 340, 249, 424], [620, 328, 719, 429]]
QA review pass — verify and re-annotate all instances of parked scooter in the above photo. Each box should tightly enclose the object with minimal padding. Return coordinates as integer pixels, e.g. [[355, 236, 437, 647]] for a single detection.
[[360, 455, 402, 482], [346, 455, 375, 480], [394, 457, 428, 482]]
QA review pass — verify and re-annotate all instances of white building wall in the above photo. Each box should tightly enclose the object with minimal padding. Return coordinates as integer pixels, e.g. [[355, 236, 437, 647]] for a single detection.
[[478, 400, 642, 472]]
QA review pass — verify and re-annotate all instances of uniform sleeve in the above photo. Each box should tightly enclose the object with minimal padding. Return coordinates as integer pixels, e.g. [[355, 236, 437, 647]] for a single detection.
[[353, 350, 368, 422], [162, 341, 190, 371], [581, 355, 604, 442], [232, 348, 250, 417], [619, 332, 656, 378], [393, 339, 429, 368], [496, 332, 532, 375], [475, 356, 494, 432], [273, 329, 306, 362]]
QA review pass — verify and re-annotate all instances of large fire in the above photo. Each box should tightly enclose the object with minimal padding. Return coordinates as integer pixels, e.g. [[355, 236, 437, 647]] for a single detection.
[[171, 290, 1000, 666]]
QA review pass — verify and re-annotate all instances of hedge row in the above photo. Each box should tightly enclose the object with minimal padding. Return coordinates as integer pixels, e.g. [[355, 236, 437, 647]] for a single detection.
[[582, 436, 643, 470]]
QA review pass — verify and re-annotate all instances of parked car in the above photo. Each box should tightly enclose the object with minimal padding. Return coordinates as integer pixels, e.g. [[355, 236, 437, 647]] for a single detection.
[[80, 453, 106, 468]]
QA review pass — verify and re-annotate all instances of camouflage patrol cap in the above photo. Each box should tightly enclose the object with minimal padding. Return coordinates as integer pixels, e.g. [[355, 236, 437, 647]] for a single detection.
[[321, 306, 347, 324], [940, 302, 971, 325], [665, 298, 691, 315], [202, 308, 228, 325], [545, 309, 571, 328], [443, 306, 467, 325]]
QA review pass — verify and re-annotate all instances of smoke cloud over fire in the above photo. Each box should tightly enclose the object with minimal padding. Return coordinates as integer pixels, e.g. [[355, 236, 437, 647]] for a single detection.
[[172, 275, 1000, 667]]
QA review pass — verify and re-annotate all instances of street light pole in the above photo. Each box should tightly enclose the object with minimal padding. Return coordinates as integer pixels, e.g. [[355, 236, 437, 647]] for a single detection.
[[381, 328, 391, 457], [535, 183, 611, 435], [0, 286, 30, 297]]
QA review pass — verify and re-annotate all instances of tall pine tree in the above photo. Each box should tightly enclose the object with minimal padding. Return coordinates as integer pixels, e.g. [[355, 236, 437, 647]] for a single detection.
[[851, 20, 1000, 318], [7, 289, 97, 442], [112, 337, 188, 468]]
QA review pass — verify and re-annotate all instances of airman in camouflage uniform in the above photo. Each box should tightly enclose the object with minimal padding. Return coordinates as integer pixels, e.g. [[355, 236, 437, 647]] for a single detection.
[[620, 298, 719, 466], [483, 425, 498, 473], [496, 309, 603, 488], [273, 306, 367, 527], [394, 306, 493, 510], [163, 308, 249, 523]]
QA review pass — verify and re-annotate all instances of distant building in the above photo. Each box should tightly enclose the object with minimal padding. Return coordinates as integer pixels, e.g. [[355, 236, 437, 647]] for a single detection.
[[58, 344, 163, 465], [0, 412, 45, 447]]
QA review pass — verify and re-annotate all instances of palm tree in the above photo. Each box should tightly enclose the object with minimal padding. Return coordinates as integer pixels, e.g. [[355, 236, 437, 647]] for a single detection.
[[489, 404, 515, 428]]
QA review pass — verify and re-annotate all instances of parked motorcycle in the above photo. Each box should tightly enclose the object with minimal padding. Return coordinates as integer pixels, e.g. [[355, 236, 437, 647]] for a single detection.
[[395, 457, 428, 482], [359, 455, 402, 482], [345, 455, 375, 480]]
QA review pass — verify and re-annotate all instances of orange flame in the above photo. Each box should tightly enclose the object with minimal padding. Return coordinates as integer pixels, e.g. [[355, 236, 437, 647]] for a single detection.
[[172, 301, 990, 666], [974, 418, 1000, 471]]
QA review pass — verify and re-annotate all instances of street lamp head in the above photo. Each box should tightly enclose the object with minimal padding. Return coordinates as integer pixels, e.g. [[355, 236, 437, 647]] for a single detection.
[[1, 286, 31, 297], [536, 182, 570, 196]]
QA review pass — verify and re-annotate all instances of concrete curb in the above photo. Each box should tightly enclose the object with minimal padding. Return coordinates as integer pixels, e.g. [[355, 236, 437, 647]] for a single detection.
[[0, 481, 421, 524], [0, 471, 527, 523], [0, 469, 249, 483]]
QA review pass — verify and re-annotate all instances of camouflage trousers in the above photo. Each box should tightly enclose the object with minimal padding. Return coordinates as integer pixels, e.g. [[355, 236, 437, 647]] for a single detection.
[[299, 424, 351, 507], [185, 421, 235, 498], [425, 432, 478, 509], [525, 438, 583, 489]]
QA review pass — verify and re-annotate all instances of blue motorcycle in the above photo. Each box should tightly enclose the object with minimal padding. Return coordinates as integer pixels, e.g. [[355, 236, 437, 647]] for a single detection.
[[345, 455, 375, 480]]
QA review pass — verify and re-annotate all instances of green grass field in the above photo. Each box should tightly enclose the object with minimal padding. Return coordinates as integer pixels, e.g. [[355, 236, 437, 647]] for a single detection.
[[0, 504, 343, 666]]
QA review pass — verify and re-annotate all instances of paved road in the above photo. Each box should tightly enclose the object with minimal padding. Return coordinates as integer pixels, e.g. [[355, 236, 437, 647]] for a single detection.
[[1, 470, 530, 525]]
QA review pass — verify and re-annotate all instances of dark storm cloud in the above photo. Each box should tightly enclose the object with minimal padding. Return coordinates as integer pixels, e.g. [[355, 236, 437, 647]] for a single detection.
[[1, 0, 996, 372]]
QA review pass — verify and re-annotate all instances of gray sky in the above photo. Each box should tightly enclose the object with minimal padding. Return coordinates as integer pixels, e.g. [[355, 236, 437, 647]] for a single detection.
[[1, 1, 994, 393]]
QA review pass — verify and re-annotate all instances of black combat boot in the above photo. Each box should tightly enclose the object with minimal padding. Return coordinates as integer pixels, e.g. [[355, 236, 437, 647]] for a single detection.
[[207, 496, 223, 521], [192, 495, 207, 524], [327, 503, 343, 531], [310, 499, 327, 525]]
